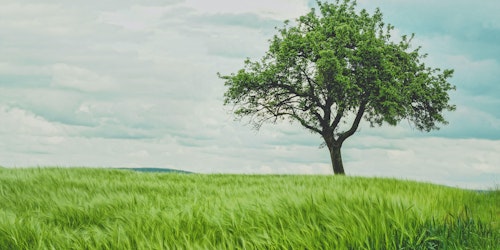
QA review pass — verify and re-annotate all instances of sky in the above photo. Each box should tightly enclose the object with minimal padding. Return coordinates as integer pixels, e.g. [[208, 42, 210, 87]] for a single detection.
[[1, 0, 499, 189]]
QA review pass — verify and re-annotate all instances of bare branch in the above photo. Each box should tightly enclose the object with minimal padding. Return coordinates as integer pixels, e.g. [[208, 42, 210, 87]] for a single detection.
[[338, 99, 367, 142], [291, 114, 322, 134], [330, 106, 345, 130]]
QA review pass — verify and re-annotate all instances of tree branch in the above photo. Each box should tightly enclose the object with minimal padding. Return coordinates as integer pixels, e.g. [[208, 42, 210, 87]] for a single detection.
[[292, 114, 322, 134], [273, 109, 322, 134], [301, 67, 323, 109], [338, 100, 367, 143], [330, 106, 345, 130]]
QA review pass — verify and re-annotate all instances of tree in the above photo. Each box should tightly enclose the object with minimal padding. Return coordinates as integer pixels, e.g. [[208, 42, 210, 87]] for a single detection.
[[219, 0, 455, 175]]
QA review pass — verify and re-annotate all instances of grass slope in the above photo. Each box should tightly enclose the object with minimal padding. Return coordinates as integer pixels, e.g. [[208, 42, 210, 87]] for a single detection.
[[0, 167, 498, 249]]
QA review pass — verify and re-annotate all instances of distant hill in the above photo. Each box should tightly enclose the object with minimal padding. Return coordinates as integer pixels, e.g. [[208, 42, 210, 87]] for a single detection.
[[118, 167, 192, 174]]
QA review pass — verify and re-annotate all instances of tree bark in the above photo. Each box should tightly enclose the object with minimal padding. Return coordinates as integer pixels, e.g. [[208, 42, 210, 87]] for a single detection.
[[328, 144, 345, 175]]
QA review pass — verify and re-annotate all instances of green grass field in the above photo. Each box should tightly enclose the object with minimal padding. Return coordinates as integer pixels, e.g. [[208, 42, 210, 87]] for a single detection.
[[0, 167, 498, 249]]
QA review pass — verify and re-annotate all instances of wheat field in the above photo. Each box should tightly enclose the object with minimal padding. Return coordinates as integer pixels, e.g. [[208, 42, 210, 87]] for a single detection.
[[0, 167, 498, 249]]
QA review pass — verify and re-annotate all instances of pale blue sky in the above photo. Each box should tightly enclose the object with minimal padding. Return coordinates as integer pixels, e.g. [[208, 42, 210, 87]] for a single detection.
[[0, 0, 498, 189]]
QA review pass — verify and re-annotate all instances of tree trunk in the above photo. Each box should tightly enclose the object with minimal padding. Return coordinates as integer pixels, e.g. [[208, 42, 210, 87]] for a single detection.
[[328, 145, 345, 175]]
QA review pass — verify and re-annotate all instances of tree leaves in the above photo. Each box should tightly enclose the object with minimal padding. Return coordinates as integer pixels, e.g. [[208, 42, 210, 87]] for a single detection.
[[220, 0, 455, 143]]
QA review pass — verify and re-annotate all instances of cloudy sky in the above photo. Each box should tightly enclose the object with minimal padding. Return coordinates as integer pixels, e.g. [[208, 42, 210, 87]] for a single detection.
[[1, 0, 498, 189]]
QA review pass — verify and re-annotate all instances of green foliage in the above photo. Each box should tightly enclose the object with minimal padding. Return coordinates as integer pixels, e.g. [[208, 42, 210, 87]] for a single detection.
[[1, 167, 498, 249], [221, 0, 455, 134], [220, 0, 456, 173]]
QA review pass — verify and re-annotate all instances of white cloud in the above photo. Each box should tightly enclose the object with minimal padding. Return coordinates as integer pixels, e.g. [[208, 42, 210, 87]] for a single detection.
[[0, 105, 61, 136], [99, 5, 176, 31], [0, 62, 50, 76], [0, 0, 499, 190], [51, 63, 117, 92], [345, 136, 500, 189], [0, 3, 72, 35], [184, 0, 309, 20], [129, 149, 150, 158]]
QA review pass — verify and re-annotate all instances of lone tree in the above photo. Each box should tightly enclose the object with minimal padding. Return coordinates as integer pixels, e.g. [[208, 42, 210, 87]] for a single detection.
[[220, 0, 455, 175]]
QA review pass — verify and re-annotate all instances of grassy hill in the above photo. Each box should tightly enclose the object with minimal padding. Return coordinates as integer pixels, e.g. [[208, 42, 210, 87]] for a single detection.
[[0, 167, 498, 249]]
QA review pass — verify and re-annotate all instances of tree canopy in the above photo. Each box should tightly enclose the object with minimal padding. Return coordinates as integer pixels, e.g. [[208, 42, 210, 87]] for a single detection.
[[220, 0, 455, 174]]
